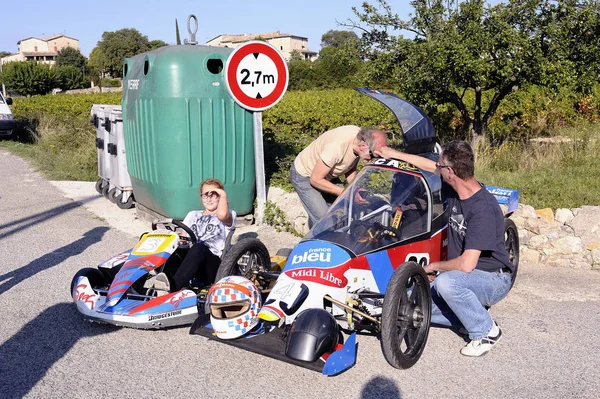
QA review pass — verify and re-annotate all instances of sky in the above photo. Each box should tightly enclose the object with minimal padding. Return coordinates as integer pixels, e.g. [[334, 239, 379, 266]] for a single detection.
[[1, 0, 413, 57]]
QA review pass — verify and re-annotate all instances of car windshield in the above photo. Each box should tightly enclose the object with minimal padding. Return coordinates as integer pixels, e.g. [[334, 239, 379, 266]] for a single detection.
[[305, 165, 431, 256], [0, 93, 5, 104]]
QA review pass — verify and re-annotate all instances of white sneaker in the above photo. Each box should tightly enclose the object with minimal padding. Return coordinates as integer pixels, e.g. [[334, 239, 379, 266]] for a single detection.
[[460, 322, 502, 357]]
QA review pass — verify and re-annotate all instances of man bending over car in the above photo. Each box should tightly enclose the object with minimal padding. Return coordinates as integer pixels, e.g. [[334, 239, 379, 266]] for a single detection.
[[375, 140, 514, 357]]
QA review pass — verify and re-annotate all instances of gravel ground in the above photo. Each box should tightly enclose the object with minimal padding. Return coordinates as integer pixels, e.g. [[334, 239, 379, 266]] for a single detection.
[[2, 149, 600, 399]]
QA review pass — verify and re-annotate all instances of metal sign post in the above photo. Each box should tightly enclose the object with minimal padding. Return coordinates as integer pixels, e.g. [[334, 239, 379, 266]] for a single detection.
[[253, 112, 266, 224], [224, 41, 289, 225]]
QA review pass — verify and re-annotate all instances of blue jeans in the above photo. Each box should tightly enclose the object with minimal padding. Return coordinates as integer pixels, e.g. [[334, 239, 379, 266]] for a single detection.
[[430, 269, 512, 340], [290, 163, 338, 228]]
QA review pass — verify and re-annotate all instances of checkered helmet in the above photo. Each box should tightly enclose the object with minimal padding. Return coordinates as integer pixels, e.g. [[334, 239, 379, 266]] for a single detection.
[[208, 276, 262, 339]]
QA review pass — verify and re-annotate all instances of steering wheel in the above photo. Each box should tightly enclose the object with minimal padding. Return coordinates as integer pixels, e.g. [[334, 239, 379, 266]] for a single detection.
[[351, 219, 402, 241], [151, 218, 197, 245], [373, 222, 403, 240]]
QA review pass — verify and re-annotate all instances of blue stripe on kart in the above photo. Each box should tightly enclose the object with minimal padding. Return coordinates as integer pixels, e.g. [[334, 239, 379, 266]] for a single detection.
[[366, 251, 394, 293]]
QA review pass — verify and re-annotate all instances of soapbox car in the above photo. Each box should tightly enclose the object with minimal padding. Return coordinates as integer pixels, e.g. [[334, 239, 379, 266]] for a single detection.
[[191, 89, 520, 375], [71, 219, 278, 329]]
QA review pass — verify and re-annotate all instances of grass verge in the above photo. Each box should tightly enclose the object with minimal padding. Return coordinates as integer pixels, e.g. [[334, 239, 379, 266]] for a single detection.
[[476, 123, 600, 209]]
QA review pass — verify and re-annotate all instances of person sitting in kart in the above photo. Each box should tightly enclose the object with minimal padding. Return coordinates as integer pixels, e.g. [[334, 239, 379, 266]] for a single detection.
[[151, 178, 235, 294]]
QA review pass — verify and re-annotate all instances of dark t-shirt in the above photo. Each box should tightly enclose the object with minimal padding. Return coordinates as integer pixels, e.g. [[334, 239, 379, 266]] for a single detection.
[[444, 184, 513, 272]]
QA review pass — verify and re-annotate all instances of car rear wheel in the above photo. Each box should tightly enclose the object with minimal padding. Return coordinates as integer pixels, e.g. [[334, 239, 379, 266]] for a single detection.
[[381, 261, 431, 369], [504, 218, 520, 289]]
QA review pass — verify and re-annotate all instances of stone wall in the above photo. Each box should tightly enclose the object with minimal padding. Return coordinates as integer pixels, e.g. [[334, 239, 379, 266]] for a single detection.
[[512, 205, 600, 270], [266, 186, 600, 270]]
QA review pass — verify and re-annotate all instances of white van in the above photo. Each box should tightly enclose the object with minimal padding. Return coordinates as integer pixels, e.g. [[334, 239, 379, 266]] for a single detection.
[[0, 92, 15, 137]]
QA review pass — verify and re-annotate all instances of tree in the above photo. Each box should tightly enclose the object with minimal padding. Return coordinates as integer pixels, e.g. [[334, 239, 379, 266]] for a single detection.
[[57, 65, 87, 90], [0, 51, 11, 58], [318, 43, 362, 87], [149, 40, 169, 49], [55, 47, 87, 70], [321, 29, 359, 48], [94, 28, 151, 78], [0, 61, 57, 96], [347, 0, 600, 144]]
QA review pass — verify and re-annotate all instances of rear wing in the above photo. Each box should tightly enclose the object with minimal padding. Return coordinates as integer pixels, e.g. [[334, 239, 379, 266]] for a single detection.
[[486, 185, 519, 214]]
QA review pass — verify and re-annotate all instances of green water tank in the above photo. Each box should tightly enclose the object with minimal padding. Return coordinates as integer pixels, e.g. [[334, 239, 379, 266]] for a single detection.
[[121, 45, 255, 218]]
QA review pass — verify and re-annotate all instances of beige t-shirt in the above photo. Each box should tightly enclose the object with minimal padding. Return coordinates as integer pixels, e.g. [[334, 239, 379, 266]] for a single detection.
[[294, 125, 360, 180]]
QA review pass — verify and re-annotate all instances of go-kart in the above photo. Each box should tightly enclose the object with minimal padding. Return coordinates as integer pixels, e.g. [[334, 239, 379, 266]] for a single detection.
[[191, 89, 520, 375], [71, 219, 278, 329]]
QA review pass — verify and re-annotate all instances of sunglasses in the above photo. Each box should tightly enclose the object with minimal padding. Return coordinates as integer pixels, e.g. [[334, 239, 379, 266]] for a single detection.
[[435, 162, 452, 170], [201, 190, 220, 199]]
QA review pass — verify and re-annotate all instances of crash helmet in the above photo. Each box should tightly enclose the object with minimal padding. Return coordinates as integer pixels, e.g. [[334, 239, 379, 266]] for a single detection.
[[207, 276, 262, 339], [285, 308, 339, 362]]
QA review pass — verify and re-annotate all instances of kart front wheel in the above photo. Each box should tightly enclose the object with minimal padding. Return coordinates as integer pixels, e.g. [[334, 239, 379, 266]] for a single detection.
[[381, 261, 431, 369], [504, 218, 520, 289], [70, 268, 106, 297], [214, 238, 271, 290]]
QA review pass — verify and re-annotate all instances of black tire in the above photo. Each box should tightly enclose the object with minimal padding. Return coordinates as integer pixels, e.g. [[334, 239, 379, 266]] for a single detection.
[[116, 192, 134, 209], [108, 187, 118, 204], [95, 179, 103, 194], [504, 218, 520, 289], [214, 238, 271, 289], [70, 267, 106, 296], [101, 183, 110, 199], [380, 261, 431, 369]]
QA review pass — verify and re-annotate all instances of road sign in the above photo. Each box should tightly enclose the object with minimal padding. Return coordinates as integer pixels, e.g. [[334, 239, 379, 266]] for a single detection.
[[224, 41, 289, 112]]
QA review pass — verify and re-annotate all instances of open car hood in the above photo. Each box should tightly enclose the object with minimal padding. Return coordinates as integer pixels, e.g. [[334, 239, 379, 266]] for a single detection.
[[356, 88, 437, 154]]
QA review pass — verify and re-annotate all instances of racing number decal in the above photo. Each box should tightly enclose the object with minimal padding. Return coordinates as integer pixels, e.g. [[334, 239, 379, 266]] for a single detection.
[[273, 282, 296, 301], [406, 253, 430, 266]]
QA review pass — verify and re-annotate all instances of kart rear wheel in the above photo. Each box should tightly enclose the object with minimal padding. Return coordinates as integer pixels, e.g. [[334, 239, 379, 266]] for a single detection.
[[214, 238, 271, 290], [381, 261, 431, 369], [504, 218, 520, 289], [70, 268, 106, 297]]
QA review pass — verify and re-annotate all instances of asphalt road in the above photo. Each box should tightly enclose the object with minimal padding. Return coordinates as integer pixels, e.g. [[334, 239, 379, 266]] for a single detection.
[[1, 149, 600, 399]]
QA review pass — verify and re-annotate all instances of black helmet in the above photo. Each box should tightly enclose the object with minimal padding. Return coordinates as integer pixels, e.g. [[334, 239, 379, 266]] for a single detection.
[[285, 308, 339, 362]]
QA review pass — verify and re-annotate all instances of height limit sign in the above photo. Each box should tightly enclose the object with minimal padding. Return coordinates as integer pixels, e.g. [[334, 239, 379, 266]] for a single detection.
[[225, 41, 289, 112]]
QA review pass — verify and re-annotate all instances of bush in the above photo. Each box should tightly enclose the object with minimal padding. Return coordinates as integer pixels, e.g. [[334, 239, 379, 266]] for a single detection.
[[0, 61, 57, 96], [57, 65, 87, 91], [100, 78, 121, 87]]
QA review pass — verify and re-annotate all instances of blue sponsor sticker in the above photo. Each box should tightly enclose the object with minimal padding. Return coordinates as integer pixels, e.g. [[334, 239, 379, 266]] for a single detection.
[[282, 241, 350, 271]]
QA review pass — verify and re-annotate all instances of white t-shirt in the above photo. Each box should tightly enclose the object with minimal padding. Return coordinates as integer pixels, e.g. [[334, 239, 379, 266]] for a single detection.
[[182, 210, 236, 257]]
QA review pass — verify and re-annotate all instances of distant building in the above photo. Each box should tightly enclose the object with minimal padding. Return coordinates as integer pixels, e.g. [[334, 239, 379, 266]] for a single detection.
[[1, 34, 80, 65], [207, 31, 318, 61]]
